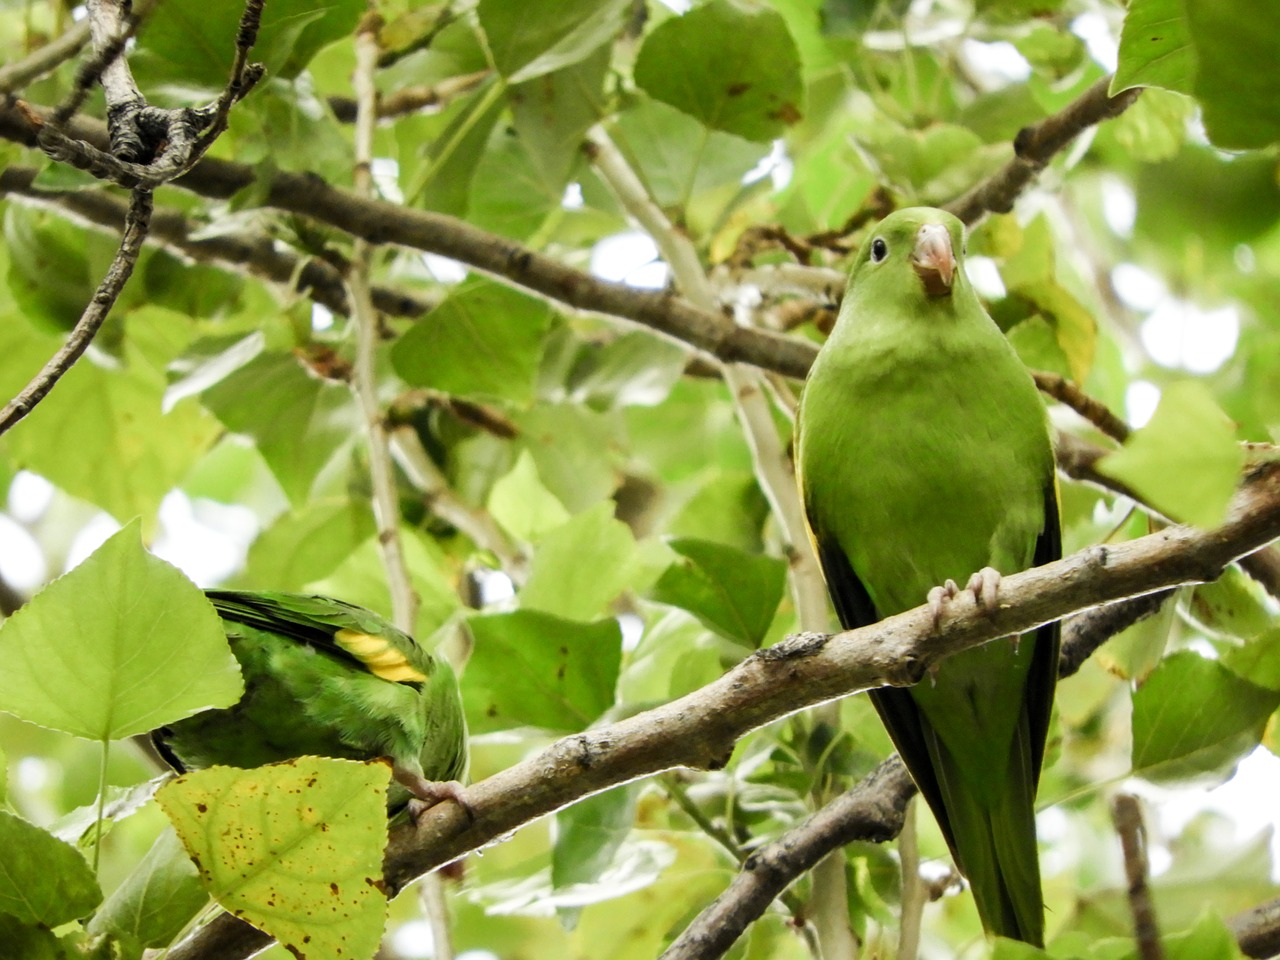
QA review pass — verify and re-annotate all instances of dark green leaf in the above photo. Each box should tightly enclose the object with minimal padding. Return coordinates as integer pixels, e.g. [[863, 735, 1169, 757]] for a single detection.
[[650, 537, 786, 646], [0, 810, 101, 926], [1132, 651, 1280, 782], [392, 279, 553, 406], [478, 0, 630, 82], [520, 502, 638, 620], [634, 0, 803, 142], [1186, 0, 1280, 149], [464, 610, 621, 733], [87, 828, 208, 948], [1113, 0, 1195, 94]]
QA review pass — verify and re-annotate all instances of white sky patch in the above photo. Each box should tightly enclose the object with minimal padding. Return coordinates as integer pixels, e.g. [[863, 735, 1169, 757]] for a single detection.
[[151, 490, 259, 587], [1112, 262, 1166, 312], [477, 568, 516, 606], [8, 470, 54, 523], [966, 255, 1006, 299], [65, 513, 123, 572], [562, 182, 584, 210], [390, 919, 435, 958], [1235, 244, 1256, 273], [311, 302, 335, 332], [422, 252, 469, 284], [16, 756, 52, 793], [372, 158, 404, 204], [743, 140, 793, 191], [618, 611, 644, 652], [654, 0, 692, 12], [961, 39, 1032, 85], [1071, 12, 1119, 71], [1141, 300, 1240, 373], [1128, 747, 1280, 881], [1101, 177, 1136, 237], [1125, 380, 1161, 428], [0, 514, 47, 591], [590, 231, 670, 290]]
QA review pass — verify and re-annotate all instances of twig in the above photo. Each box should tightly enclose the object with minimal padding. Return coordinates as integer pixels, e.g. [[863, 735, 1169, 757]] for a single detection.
[[661, 758, 914, 960], [945, 77, 1144, 225], [347, 11, 418, 632], [1229, 895, 1280, 959], [1034, 370, 1131, 443], [896, 800, 924, 960], [163, 461, 1280, 959], [327, 71, 491, 123], [0, 188, 152, 437], [1112, 794, 1165, 960]]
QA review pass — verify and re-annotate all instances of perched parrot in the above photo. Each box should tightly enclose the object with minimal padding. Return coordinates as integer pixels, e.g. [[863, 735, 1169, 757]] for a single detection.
[[796, 207, 1059, 945], [152, 590, 469, 815]]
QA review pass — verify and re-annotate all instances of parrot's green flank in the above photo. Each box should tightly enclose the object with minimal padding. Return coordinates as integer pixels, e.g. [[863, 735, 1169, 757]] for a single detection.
[[796, 208, 1060, 945], [153, 590, 469, 814]]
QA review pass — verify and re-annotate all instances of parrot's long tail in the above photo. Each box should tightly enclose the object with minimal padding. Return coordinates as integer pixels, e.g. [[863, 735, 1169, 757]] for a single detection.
[[925, 716, 1045, 946]]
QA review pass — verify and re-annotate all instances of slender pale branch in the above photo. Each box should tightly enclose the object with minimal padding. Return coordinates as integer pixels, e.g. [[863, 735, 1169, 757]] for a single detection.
[[1112, 795, 1166, 960], [0, 18, 90, 94]]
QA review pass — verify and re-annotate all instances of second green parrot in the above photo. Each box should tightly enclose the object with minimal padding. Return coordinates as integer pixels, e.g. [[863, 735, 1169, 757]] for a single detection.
[[152, 590, 469, 814], [796, 207, 1059, 944]]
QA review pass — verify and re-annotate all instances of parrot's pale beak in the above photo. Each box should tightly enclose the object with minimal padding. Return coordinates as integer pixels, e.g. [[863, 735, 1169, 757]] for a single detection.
[[911, 223, 956, 297]]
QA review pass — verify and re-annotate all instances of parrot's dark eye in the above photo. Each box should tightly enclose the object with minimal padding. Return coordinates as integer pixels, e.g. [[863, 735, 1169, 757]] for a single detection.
[[870, 238, 888, 262]]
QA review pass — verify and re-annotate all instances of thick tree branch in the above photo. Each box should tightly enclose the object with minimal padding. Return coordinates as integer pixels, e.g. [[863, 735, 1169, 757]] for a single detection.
[[0, 166, 437, 320], [1230, 895, 1280, 959], [945, 77, 1143, 225], [167, 463, 1280, 959]]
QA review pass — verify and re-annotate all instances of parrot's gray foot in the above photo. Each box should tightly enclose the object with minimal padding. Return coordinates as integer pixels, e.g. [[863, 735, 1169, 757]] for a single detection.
[[965, 566, 1002, 612], [395, 768, 473, 823], [927, 579, 961, 629]]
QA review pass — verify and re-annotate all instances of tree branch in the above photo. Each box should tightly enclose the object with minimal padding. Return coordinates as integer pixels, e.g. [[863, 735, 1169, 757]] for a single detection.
[[165, 462, 1280, 959], [0, 18, 90, 95], [1229, 895, 1280, 959], [945, 77, 1143, 225], [1112, 794, 1165, 960], [0, 188, 152, 437]]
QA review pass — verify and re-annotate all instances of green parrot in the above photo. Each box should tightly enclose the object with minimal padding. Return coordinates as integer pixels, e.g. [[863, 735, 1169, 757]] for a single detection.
[[796, 207, 1059, 945], [152, 590, 469, 815]]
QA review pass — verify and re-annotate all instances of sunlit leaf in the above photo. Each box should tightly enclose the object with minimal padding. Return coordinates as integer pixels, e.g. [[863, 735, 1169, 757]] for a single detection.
[[157, 758, 391, 960], [0, 810, 101, 926]]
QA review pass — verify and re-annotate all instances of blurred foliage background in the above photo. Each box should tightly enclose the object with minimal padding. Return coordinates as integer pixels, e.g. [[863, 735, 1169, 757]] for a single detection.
[[2, 0, 1280, 957]]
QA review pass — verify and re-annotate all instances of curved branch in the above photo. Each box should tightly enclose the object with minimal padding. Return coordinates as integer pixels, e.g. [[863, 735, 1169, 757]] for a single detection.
[[169, 464, 1280, 959]]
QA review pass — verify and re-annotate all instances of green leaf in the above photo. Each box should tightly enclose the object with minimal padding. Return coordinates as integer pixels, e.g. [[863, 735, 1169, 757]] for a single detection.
[[1163, 910, 1248, 960], [0, 810, 101, 926], [510, 44, 610, 194], [87, 828, 208, 949], [488, 450, 572, 542], [0, 914, 64, 960], [243, 500, 377, 591], [392, 279, 553, 406], [1186, 0, 1280, 149], [1221, 627, 1280, 692], [612, 96, 770, 209], [514, 402, 623, 511], [565, 331, 689, 410], [1113, 0, 1195, 94], [634, 0, 803, 142], [464, 610, 621, 734], [201, 351, 360, 507], [157, 758, 391, 960], [650, 538, 786, 646], [132, 0, 364, 90], [618, 608, 726, 704], [1131, 651, 1280, 783], [520, 502, 638, 620], [1097, 381, 1243, 529], [478, 0, 630, 82], [552, 785, 639, 930], [0, 521, 242, 741]]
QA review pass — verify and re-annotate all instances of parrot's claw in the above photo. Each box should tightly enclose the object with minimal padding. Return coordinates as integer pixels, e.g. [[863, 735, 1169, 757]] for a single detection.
[[395, 768, 474, 823], [966, 566, 1003, 612], [927, 579, 961, 629]]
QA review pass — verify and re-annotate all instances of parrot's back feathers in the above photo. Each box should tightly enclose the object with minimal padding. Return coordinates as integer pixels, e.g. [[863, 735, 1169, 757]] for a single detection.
[[153, 590, 468, 807]]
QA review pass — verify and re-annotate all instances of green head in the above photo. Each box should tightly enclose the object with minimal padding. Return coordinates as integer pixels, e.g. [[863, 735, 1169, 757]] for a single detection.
[[841, 206, 972, 318]]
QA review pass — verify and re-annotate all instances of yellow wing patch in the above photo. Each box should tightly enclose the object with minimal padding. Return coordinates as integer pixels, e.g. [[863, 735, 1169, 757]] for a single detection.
[[335, 629, 428, 683]]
